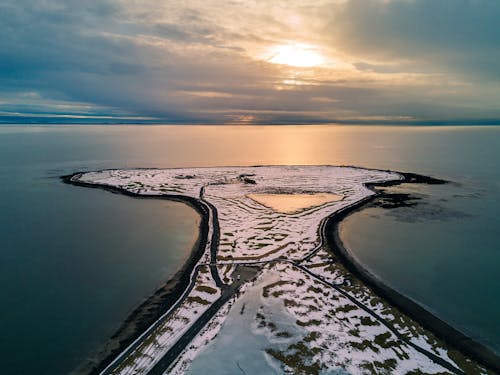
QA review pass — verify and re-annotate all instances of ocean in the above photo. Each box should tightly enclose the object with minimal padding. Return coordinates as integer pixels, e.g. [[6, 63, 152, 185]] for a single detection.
[[0, 124, 498, 373]]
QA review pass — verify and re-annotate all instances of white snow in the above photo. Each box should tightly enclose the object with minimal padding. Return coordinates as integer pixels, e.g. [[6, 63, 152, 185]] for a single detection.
[[74, 166, 482, 374], [111, 266, 221, 375], [76, 166, 400, 263]]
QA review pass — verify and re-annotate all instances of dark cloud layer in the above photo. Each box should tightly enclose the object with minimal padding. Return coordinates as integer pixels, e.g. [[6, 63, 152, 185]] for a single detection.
[[1, 0, 499, 124], [328, 0, 500, 79]]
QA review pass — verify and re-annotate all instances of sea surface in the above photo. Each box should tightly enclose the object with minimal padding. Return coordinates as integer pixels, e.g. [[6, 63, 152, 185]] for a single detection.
[[0, 124, 498, 373]]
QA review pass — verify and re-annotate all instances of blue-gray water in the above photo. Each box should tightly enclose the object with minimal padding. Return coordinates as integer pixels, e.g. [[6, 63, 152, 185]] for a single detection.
[[339, 168, 500, 353], [0, 124, 498, 373], [0, 126, 201, 374]]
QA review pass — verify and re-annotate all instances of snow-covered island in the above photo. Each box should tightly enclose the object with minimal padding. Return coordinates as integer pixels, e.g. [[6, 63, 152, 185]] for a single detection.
[[66, 166, 492, 375]]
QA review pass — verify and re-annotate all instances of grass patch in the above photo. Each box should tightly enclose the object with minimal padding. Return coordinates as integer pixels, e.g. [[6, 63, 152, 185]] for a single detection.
[[360, 358, 398, 373], [335, 304, 357, 314], [186, 296, 211, 305], [284, 299, 300, 308], [296, 319, 321, 327], [195, 285, 218, 294], [266, 342, 323, 375], [262, 280, 287, 297], [303, 331, 320, 342], [306, 286, 322, 294], [348, 328, 360, 338], [349, 339, 380, 353], [255, 243, 271, 248], [374, 332, 398, 349], [360, 316, 380, 327]]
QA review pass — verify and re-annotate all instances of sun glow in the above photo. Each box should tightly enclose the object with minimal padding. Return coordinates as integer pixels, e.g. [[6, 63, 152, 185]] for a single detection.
[[268, 44, 324, 68]]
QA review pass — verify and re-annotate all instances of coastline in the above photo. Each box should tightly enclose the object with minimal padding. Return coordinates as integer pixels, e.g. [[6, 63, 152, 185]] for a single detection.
[[325, 172, 500, 373], [62, 173, 210, 375], [61, 168, 500, 374]]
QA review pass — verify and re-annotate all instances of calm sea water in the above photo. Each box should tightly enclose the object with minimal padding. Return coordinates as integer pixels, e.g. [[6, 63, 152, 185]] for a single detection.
[[0, 124, 498, 372]]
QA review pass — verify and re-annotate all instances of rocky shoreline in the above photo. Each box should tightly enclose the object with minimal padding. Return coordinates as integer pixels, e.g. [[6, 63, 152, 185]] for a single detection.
[[325, 172, 500, 373], [62, 168, 500, 374], [62, 173, 210, 375]]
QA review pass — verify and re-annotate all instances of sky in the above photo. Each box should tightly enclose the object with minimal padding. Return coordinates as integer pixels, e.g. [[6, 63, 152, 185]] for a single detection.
[[1, 0, 499, 124]]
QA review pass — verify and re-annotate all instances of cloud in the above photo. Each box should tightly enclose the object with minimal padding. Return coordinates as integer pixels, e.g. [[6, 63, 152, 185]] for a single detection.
[[326, 0, 500, 79], [0, 0, 499, 124]]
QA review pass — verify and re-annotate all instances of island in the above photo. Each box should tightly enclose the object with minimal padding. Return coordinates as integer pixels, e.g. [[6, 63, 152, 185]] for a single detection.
[[63, 166, 498, 374]]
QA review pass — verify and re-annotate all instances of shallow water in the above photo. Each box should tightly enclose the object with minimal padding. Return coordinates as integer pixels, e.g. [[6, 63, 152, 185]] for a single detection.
[[0, 124, 498, 372], [247, 193, 342, 214]]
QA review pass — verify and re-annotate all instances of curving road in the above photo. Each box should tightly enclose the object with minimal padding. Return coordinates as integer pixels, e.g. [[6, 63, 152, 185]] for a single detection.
[[100, 185, 464, 375]]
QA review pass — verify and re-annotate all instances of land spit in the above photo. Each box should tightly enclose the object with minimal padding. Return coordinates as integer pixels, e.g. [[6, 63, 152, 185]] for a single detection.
[[63, 166, 499, 374]]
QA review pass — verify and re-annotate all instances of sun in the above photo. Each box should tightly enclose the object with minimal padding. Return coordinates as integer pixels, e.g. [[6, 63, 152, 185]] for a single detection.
[[267, 44, 324, 68]]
